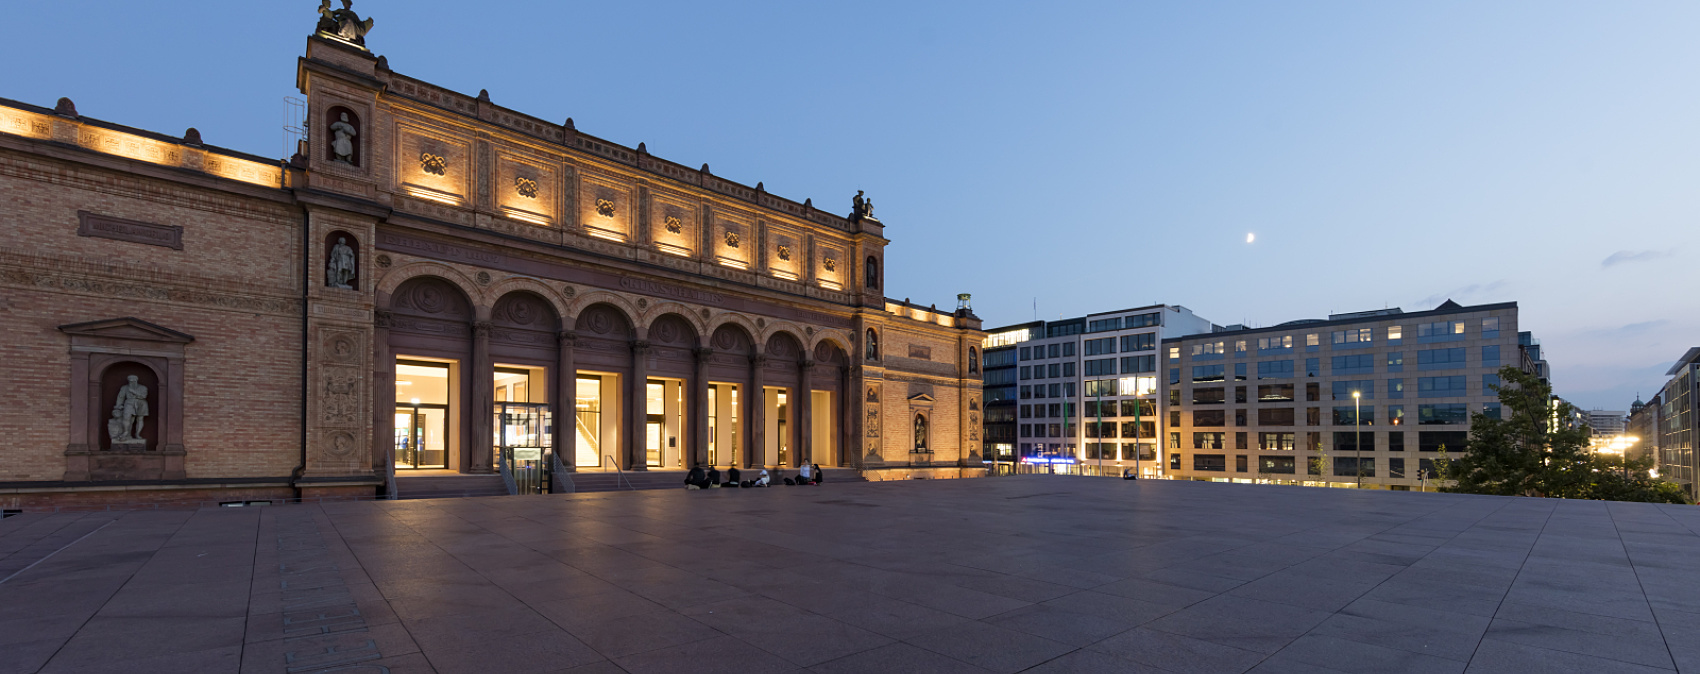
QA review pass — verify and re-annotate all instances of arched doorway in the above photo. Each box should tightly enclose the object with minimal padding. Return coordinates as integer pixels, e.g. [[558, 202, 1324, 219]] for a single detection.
[[644, 313, 699, 470], [387, 276, 475, 472], [811, 340, 850, 467], [573, 303, 635, 469], [763, 332, 804, 468], [490, 290, 559, 491], [705, 323, 755, 469]]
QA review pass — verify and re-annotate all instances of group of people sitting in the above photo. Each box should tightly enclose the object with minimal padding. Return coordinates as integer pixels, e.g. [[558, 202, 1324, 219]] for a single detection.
[[684, 463, 826, 489]]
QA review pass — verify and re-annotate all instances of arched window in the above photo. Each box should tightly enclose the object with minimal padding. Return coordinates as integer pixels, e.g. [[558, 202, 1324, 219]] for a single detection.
[[865, 328, 879, 361], [914, 413, 928, 452], [326, 106, 361, 166], [969, 347, 979, 374], [865, 255, 880, 290]]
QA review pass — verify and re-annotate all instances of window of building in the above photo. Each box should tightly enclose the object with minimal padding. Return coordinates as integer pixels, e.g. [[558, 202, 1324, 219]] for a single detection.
[[1121, 333, 1156, 352], [984, 369, 1016, 386], [1084, 337, 1116, 356], [1048, 383, 1062, 397], [1258, 335, 1294, 351], [1236, 340, 1248, 355], [1334, 456, 1375, 477], [1122, 399, 1155, 417], [1234, 362, 1247, 381], [1118, 376, 1156, 397], [1045, 403, 1060, 418], [1169, 410, 1181, 427], [1388, 325, 1403, 343], [1386, 352, 1404, 372], [1169, 368, 1180, 385], [1331, 354, 1376, 374], [1260, 455, 1297, 474], [1307, 432, 1323, 452], [1417, 376, 1467, 398], [1046, 363, 1059, 378], [1257, 360, 1294, 380], [1389, 432, 1405, 452], [1236, 454, 1249, 472], [1048, 343, 1061, 359], [1306, 358, 1321, 377], [1332, 380, 1374, 400], [1194, 410, 1226, 427], [1417, 348, 1467, 370], [1260, 432, 1296, 451], [1306, 407, 1321, 426], [1169, 390, 1181, 406], [1193, 451, 1226, 468], [1235, 386, 1248, 404], [1020, 385, 1031, 399], [1191, 341, 1226, 357], [1333, 406, 1374, 426], [1061, 342, 1075, 357], [1121, 355, 1156, 373], [1418, 403, 1468, 425], [1258, 384, 1295, 402], [1019, 405, 1032, 419], [1389, 457, 1406, 477], [1192, 365, 1226, 383], [1306, 333, 1320, 347], [1085, 359, 1116, 377], [1484, 402, 1502, 419], [1019, 424, 1031, 437], [1306, 382, 1320, 402], [1482, 316, 1500, 338], [1388, 405, 1405, 426], [1417, 321, 1466, 342], [1088, 317, 1121, 333], [1482, 345, 1501, 367], [1122, 420, 1155, 438], [983, 349, 1017, 369], [1258, 408, 1296, 426], [1169, 346, 1180, 361], [1193, 387, 1226, 405], [1127, 312, 1162, 329], [1482, 373, 1500, 392], [1419, 430, 1468, 453], [1169, 435, 1181, 451], [1235, 409, 1247, 426], [1388, 378, 1404, 399], [1018, 346, 1032, 361], [1019, 366, 1031, 381], [1064, 382, 1077, 398], [1062, 361, 1076, 377], [1331, 328, 1373, 346]]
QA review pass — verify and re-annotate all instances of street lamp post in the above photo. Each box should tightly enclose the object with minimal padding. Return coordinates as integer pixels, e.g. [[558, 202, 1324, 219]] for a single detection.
[[1353, 390, 1363, 489]]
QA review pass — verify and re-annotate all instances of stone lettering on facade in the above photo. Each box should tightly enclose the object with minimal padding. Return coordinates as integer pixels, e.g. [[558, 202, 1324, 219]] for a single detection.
[[77, 211, 184, 250], [377, 233, 506, 266], [618, 276, 725, 305]]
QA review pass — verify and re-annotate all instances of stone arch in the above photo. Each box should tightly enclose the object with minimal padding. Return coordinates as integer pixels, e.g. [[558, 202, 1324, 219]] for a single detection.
[[646, 312, 701, 349], [764, 331, 805, 362], [565, 291, 641, 331], [377, 260, 483, 308], [808, 330, 853, 359], [706, 313, 762, 351], [708, 322, 756, 356], [484, 276, 571, 323], [759, 321, 809, 358], [390, 274, 476, 322], [812, 339, 849, 366], [639, 301, 709, 339], [574, 302, 635, 339]]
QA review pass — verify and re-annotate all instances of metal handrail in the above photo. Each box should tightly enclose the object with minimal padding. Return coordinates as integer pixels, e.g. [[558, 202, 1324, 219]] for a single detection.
[[603, 454, 634, 490], [552, 450, 575, 494], [496, 448, 519, 496]]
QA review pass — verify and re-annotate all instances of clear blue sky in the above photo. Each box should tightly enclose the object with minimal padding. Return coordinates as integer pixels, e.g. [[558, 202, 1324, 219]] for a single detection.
[[4, 1, 1696, 412]]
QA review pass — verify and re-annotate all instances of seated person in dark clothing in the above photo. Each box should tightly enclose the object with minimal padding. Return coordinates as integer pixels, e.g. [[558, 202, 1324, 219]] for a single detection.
[[812, 463, 825, 484], [707, 467, 721, 487], [684, 466, 709, 489], [726, 467, 741, 488]]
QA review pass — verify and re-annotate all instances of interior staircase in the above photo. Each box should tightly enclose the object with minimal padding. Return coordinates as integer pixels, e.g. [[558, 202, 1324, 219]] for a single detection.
[[394, 473, 508, 500]]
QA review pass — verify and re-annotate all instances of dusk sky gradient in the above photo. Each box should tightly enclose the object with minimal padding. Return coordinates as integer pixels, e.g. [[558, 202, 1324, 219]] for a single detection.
[[4, 1, 1696, 411]]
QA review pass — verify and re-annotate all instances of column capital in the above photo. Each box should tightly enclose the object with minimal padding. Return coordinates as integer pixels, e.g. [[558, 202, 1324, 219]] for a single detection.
[[374, 310, 394, 329], [749, 354, 768, 367], [471, 321, 493, 337], [800, 359, 817, 369], [558, 330, 579, 344], [630, 339, 651, 353], [694, 347, 715, 361]]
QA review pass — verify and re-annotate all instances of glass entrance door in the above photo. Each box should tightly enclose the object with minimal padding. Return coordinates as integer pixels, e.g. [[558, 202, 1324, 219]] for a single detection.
[[496, 403, 551, 493], [394, 405, 447, 469]]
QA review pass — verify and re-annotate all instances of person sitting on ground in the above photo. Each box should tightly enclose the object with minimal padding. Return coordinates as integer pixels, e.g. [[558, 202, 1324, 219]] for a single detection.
[[684, 465, 708, 490], [797, 462, 812, 484], [753, 469, 770, 487], [707, 466, 722, 488], [812, 463, 825, 485], [727, 466, 741, 487], [1122, 467, 1138, 480]]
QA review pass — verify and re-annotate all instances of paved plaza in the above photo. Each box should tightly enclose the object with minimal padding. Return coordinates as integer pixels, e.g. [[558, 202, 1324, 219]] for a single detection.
[[2, 476, 1699, 674]]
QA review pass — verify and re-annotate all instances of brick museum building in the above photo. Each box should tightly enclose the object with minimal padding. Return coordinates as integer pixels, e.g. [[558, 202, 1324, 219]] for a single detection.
[[0, 8, 985, 509]]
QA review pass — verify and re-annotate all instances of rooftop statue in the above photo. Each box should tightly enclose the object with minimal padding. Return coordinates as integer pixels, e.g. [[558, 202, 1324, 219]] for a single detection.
[[316, 0, 375, 47], [852, 190, 876, 220]]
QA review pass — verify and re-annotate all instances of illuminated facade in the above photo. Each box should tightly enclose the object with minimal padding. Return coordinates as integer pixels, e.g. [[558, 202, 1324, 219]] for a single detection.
[[1164, 300, 1529, 489], [1654, 349, 1700, 500], [982, 305, 1215, 477], [0, 20, 983, 509]]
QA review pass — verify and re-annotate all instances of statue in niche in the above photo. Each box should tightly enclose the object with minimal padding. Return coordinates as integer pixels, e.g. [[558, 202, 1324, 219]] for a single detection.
[[329, 112, 358, 164], [327, 237, 357, 289], [316, 0, 375, 47], [913, 414, 928, 452], [111, 375, 149, 446], [865, 329, 879, 361]]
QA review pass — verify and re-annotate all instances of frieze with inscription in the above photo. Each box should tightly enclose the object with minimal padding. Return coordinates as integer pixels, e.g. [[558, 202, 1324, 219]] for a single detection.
[[77, 211, 184, 250]]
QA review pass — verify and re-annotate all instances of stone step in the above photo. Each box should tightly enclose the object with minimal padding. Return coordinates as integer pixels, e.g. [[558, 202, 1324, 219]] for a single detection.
[[395, 474, 508, 499]]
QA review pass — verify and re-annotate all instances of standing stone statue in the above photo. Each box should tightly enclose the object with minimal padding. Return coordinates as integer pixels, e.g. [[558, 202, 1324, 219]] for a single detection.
[[851, 190, 876, 220], [113, 375, 149, 446], [327, 237, 357, 289], [914, 414, 927, 451], [329, 112, 358, 164], [106, 409, 129, 445], [316, 0, 376, 46]]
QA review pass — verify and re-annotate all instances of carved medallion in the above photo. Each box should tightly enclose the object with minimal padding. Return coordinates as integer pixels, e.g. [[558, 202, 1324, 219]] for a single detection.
[[324, 333, 360, 364], [724, 231, 740, 248], [595, 198, 616, 217], [664, 215, 683, 234], [712, 328, 737, 351], [375, 254, 392, 268], [326, 430, 358, 457], [777, 245, 792, 261], [636, 298, 648, 309], [867, 386, 878, 403], [476, 271, 492, 286], [515, 176, 539, 199], [562, 285, 576, 299], [654, 318, 680, 344], [587, 309, 613, 334], [823, 257, 837, 272], [420, 152, 447, 176]]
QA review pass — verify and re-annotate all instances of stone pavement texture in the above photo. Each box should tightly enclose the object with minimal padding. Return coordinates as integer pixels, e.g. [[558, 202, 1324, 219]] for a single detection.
[[2, 476, 1699, 674]]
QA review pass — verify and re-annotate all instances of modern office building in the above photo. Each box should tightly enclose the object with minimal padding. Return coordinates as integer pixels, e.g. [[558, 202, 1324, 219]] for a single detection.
[[1655, 348, 1700, 500], [1163, 300, 1528, 489], [982, 305, 1216, 477], [1628, 394, 1661, 465], [1588, 410, 1628, 438], [981, 322, 1038, 473]]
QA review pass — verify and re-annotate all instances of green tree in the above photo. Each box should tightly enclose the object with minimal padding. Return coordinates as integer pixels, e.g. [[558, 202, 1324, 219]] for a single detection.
[[1444, 366, 1689, 504]]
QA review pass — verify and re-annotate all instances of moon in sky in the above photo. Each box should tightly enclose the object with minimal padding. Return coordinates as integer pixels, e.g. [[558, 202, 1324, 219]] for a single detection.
[[1246, 232, 1255, 244]]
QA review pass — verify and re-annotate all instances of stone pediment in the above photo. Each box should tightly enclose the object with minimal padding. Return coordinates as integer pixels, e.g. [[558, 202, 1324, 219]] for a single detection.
[[907, 393, 935, 403], [59, 317, 195, 344]]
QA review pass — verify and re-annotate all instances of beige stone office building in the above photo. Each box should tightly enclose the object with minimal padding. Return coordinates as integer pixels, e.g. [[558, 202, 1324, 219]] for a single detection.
[[0, 10, 983, 509], [1163, 301, 1527, 489]]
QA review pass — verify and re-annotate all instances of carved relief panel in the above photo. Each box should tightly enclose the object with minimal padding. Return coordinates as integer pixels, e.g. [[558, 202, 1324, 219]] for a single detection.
[[396, 124, 472, 205], [816, 241, 846, 289], [650, 192, 696, 257], [497, 153, 556, 225], [578, 171, 632, 240], [764, 223, 804, 281], [309, 327, 370, 474], [714, 211, 752, 268]]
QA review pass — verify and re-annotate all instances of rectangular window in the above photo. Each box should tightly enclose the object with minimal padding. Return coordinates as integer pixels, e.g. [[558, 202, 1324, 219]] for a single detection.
[[1258, 384, 1295, 402], [1333, 431, 1376, 454], [1048, 403, 1062, 418], [1331, 354, 1376, 374], [1482, 373, 1501, 392], [1333, 406, 1374, 426], [1192, 365, 1226, 383], [1331, 327, 1373, 346], [1389, 457, 1406, 477], [1386, 352, 1404, 372], [1417, 321, 1466, 343], [1020, 385, 1031, 399], [1236, 454, 1249, 472], [1060, 361, 1075, 377], [1306, 358, 1321, 377], [1121, 333, 1156, 352], [1019, 366, 1031, 380], [1193, 453, 1226, 471], [1019, 424, 1031, 437], [1048, 383, 1062, 398], [1236, 386, 1248, 404], [1121, 420, 1155, 438], [983, 350, 1017, 369], [1236, 340, 1248, 355], [1387, 325, 1403, 343], [1417, 348, 1468, 370], [1235, 409, 1247, 426], [1307, 432, 1322, 452], [1483, 402, 1502, 419], [1169, 368, 1180, 385], [1388, 379, 1404, 399], [1048, 363, 1061, 378], [1088, 317, 1121, 333], [1032, 385, 1046, 399], [1169, 435, 1181, 451], [984, 369, 1016, 386], [1019, 405, 1032, 419], [1389, 431, 1405, 452], [1118, 376, 1156, 397], [1193, 433, 1225, 450], [1192, 387, 1226, 405], [1048, 344, 1061, 359], [1307, 407, 1321, 426], [1064, 382, 1076, 398], [1306, 382, 1320, 402], [1334, 456, 1375, 477], [1169, 390, 1181, 406], [1257, 335, 1294, 351], [1061, 342, 1075, 357], [1121, 399, 1155, 417], [1332, 380, 1374, 400], [1417, 376, 1467, 398], [1418, 403, 1469, 425], [1194, 410, 1226, 427], [1259, 432, 1296, 451], [1168, 346, 1180, 361], [1170, 410, 1181, 427], [1084, 359, 1117, 376], [1388, 405, 1405, 426], [1306, 334, 1320, 347], [1260, 455, 1296, 474], [1120, 355, 1156, 373], [1019, 346, 1031, 361], [1126, 312, 1162, 329], [1482, 316, 1500, 338], [1084, 337, 1116, 356], [1258, 408, 1296, 426], [1482, 345, 1501, 367], [1257, 360, 1295, 380], [1419, 430, 1468, 453], [1234, 362, 1248, 381]]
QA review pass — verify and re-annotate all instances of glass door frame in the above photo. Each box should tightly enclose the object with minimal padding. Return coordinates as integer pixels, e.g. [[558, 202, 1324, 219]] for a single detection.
[[395, 403, 449, 469]]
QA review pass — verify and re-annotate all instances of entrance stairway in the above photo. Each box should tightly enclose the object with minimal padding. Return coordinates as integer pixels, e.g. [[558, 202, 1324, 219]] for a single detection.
[[560, 467, 867, 494], [394, 473, 508, 499]]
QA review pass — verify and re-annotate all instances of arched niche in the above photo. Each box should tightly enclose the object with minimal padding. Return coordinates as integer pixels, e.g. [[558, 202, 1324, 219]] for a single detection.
[[573, 303, 635, 370], [865, 328, 880, 361], [59, 318, 193, 482], [490, 290, 560, 360], [325, 230, 359, 290], [326, 105, 362, 166], [865, 255, 880, 290], [647, 313, 700, 378]]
